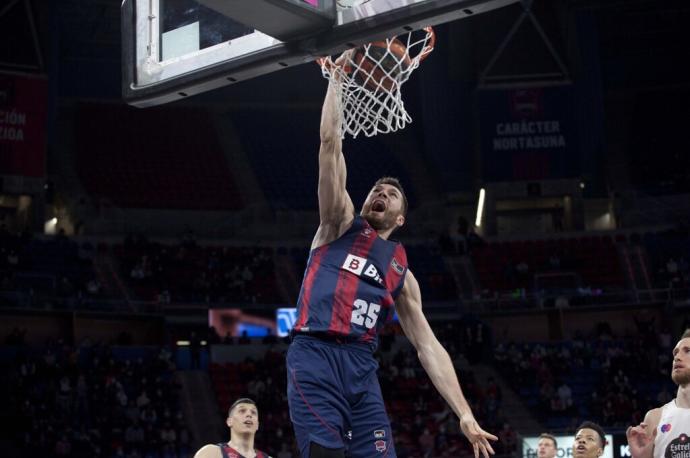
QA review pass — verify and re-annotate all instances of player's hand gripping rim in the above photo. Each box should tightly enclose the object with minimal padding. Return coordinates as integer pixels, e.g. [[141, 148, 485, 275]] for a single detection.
[[316, 49, 354, 82], [460, 416, 498, 458]]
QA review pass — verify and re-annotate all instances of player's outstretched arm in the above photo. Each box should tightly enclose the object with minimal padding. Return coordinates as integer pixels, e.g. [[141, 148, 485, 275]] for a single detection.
[[396, 270, 497, 458], [193, 444, 222, 458], [626, 407, 661, 458], [313, 69, 355, 250]]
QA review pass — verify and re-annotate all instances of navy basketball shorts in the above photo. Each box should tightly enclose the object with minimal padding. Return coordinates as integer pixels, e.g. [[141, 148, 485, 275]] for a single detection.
[[287, 335, 396, 458]]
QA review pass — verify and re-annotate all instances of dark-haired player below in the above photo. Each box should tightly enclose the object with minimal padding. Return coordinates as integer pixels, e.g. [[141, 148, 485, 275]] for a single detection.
[[627, 329, 690, 458], [573, 422, 607, 458], [194, 398, 272, 458], [285, 65, 497, 458]]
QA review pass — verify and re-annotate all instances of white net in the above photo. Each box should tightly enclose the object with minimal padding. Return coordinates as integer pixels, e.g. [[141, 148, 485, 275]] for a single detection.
[[318, 27, 435, 138]]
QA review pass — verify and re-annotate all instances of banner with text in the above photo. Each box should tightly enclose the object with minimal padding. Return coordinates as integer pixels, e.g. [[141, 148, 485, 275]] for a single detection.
[[0, 74, 48, 178], [523, 434, 631, 458], [480, 86, 578, 181]]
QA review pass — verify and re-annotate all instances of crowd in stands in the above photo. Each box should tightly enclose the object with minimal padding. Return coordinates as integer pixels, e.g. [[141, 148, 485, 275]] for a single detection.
[[209, 316, 687, 456], [0, 226, 100, 309], [2, 333, 190, 458], [118, 234, 280, 305], [494, 317, 677, 431], [642, 227, 690, 290], [4, 312, 688, 458], [0, 222, 686, 313], [470, 236, 625, 295]]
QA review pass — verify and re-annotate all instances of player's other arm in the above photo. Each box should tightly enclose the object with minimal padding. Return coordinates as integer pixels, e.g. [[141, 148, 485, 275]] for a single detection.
[[396, 270, 497, 458], [193, 444, 222, 458], [313, 76, 355, 249], [626, 407, 661, 458]]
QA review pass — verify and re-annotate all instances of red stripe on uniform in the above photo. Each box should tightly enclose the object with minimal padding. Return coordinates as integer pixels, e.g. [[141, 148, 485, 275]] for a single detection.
[[294, 246, 329, 330], [361, 244, 407, 342], [329, 224, 377, 334]]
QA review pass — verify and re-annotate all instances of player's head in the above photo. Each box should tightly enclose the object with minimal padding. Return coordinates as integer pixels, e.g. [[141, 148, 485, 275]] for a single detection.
[[573, 422, 605, 458], [672, 329, 690, 386], [360, 177, 408, 233], [227, 397, 259, 436], [537, 433, 558, 458]]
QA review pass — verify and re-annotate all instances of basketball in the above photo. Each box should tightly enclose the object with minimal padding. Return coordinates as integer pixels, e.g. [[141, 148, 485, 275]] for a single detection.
[[351, 38, 412, 91]]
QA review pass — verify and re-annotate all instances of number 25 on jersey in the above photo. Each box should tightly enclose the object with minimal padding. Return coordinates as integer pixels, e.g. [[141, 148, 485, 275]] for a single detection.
[[351, 299, 380, 329]]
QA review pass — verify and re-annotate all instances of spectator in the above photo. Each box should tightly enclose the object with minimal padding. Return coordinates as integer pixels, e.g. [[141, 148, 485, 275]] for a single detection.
[[557, 381, 573, 411]]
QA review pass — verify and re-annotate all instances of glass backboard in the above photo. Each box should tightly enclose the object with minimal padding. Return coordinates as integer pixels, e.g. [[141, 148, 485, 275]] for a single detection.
[[122, 0, 520, 107]]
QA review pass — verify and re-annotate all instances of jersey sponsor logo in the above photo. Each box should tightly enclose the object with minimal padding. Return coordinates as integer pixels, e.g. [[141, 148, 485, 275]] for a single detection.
[[343, 254, 367, 275], [661, 423, 672, 433], [342, 254, 383, 284], [664, 433, 688, 458], [375, 440, 387, 453], [374, 430, 386, 439], [391, 258, 404, 275]]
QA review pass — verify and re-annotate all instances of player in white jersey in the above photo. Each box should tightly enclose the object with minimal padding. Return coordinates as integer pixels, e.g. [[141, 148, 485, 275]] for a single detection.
[[627, 329, 690, 458]]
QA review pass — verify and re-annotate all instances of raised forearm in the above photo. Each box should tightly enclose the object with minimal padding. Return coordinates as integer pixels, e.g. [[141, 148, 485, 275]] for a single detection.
[[417, 340, 473, 419], [320, 82, 341, 144]]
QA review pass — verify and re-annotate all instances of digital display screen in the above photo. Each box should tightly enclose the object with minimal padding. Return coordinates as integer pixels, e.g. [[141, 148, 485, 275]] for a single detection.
[[209, 308, 276, 337]]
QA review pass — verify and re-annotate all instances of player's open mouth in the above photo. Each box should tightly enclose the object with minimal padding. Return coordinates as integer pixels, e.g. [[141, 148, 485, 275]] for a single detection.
[[244, 421, 254, 426], [372, 200, 386, 212]]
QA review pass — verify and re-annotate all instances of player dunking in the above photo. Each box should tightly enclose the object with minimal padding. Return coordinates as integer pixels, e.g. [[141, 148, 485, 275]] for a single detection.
[[194, 398, 272, 458], [626, 329, 690, 458], [285, 70, 497, 458]]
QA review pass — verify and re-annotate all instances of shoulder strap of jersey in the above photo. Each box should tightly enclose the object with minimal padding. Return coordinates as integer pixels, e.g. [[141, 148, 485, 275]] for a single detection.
[[217, 443, 230, 458]]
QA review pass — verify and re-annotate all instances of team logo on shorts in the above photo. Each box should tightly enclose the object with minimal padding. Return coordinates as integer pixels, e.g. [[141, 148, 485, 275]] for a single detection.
[[375, 440, 387, 453], [374, 430, 386, 439]]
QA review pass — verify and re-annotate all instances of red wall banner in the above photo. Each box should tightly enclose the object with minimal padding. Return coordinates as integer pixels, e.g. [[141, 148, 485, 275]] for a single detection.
[[0, 74, 47, 178]]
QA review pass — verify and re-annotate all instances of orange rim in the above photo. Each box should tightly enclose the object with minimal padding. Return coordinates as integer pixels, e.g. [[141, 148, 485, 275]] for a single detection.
[[417, 26, 435, 63]]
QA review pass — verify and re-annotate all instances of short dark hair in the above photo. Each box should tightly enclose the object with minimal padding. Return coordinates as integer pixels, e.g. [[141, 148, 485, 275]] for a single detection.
[[539, 433, 557, 448], [228, 398, 257, 417], [374, 176, 408, 215], [576, 421, 606, 450]]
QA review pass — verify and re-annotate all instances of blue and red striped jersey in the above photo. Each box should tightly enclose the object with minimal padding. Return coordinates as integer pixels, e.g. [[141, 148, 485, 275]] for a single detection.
[[217, 443, 272, 458], [293, 216, 408, 348]]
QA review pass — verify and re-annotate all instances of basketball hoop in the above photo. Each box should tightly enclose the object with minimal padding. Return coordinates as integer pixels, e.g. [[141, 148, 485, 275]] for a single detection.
[[317, 26, 435, 138]]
